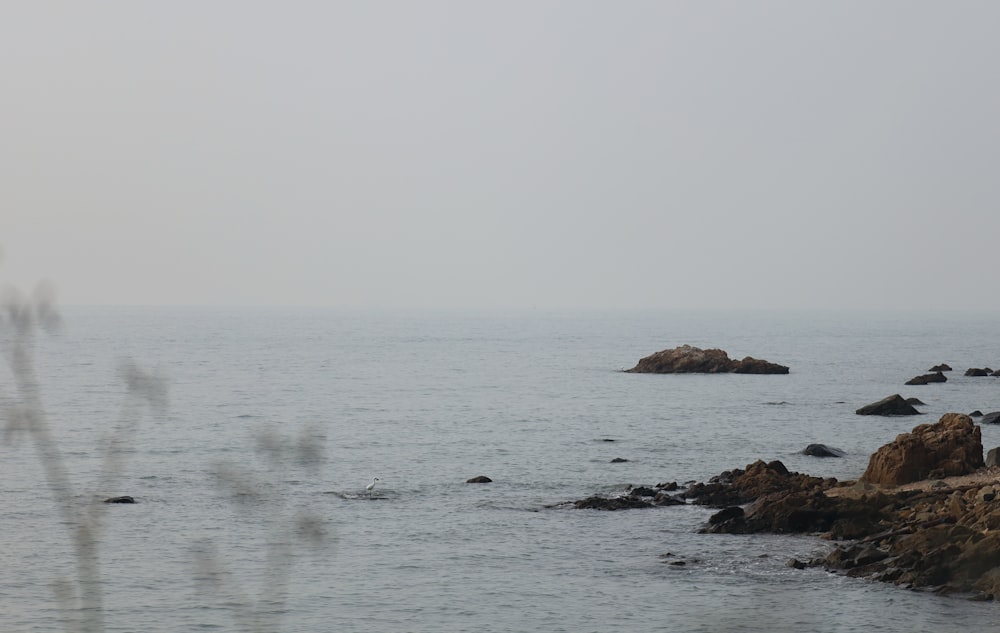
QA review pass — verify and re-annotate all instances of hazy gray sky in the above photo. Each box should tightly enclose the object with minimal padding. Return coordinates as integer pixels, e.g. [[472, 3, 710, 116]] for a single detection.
[[3, 2, 998, 310]]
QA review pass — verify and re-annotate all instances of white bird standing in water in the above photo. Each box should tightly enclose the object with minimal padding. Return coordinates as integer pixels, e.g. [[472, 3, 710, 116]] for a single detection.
[[366, 477, 379, 498]]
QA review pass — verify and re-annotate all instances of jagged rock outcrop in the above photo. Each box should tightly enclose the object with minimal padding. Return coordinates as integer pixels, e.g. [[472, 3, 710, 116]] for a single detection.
[[856, 394, 920, 416], [813, 483, 1000, 598], [573, 484, 684, 510], [859, 414, 983, 486], [682, 459, 834, 506], [625, 345, 788, 374]]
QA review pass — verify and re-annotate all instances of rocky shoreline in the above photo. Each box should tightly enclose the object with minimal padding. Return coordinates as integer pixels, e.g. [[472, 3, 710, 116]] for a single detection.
[[574, 413, 1000, 600]]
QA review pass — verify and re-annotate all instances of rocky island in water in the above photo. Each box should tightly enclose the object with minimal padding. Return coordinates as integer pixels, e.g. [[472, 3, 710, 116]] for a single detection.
[[625, 344, 789, 374]]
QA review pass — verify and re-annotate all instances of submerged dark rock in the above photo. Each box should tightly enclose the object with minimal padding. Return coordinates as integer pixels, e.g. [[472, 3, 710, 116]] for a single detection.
[[856, 394, 921, 416], [981, 412, 1000, 425], [803, 444, 845, 458], [466, 475, 493, 483], [906, 372, 947, 385], [625, 345, 788, 374], [574, 495, 652, 510], [966, 368, 990, 377], [104, 496, 135, 504], [572, 482, 686, 510], [929, 364, 953, 372]]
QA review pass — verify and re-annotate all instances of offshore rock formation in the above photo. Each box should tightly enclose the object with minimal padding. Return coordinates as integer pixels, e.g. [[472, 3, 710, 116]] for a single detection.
[[905, 372, 947, 385], [574, 484, 685, 510], [625, 345, 789, 374], [803, 444, 845, 458], [860, 414, 983, 486], [856, 394, 921, 416]]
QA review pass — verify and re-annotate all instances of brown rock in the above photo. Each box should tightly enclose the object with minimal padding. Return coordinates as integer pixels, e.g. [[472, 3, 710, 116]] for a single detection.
[[625, 345, 788, 374], [683, 459, 832, 506], [859, 413, 984, 486]]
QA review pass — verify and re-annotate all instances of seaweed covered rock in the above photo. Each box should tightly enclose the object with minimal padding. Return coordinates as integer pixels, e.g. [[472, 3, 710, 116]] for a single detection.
[[625, 345, 788, 374]]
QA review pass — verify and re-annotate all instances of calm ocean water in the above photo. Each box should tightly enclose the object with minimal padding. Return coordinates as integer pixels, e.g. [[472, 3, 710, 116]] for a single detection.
[[5, 307, 1000, 632]]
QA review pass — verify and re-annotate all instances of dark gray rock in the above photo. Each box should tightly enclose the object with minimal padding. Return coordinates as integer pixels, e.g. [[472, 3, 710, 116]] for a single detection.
[[929, 364, 952, 372], [905, 398, 926, 406], [104, 496, 135, 504], [466, 475, 492, 483], [856, 394, 921, 416], [574, 495, 652, 510], [971, 410, 984, 417], [905, 372, 946, 385], [708, 506, 744, 526], [803, 444, 845, 458], [610, 457, 629, 463], [966, 368, 990, 377], [981, 412, 1000, 425]]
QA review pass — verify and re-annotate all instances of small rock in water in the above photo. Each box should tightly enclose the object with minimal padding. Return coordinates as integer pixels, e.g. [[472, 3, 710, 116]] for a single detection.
[[610, 457, 629, 463], [803, 444, 846, 458], [981, 412, 1000, 425], [855, 394, 920, 416], [104, 496, 135, 504], [466, 475, 492, 484], [786, 558, 807, 570]]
